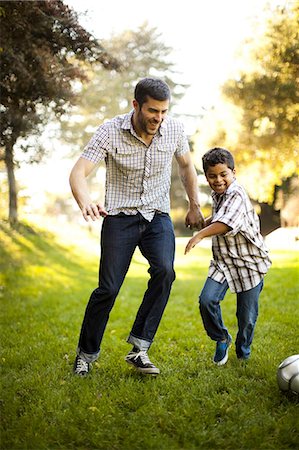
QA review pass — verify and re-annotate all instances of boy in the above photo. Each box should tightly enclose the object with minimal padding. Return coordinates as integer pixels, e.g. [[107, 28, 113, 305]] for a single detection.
[[185, 147, 271, 365]]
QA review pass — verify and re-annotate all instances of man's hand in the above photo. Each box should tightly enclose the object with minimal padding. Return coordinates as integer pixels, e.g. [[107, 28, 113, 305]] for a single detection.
[[175, 153, 205, 231], [69, 158, 108, 222], [185, 207, 205, 230], [82, 203, 108, 222]]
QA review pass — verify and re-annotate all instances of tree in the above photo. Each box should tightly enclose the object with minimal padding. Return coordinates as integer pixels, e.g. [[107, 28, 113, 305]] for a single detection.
[[60, 21, 188, 151], [192, 2, 299, 233], [59, 22, 192, 234], [0, 0, 118, 225], [222, 2, 298, 189]]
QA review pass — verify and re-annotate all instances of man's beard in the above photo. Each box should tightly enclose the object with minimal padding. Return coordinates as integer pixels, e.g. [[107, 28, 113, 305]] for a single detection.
[[138, 112, 160, 135]]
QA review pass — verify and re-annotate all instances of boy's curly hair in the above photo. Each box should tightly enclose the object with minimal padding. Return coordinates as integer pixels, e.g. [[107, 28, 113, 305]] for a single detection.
[[202, 147, 235, 174]]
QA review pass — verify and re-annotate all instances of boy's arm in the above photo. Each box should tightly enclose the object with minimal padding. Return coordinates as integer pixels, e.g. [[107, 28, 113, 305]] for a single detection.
[[184, 221, 231, 254], [204, 216, 212, 227]]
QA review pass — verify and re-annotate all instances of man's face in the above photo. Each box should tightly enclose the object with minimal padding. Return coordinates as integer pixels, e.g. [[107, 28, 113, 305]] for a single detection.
[[205, 163, 236, 195], [133, 96, 169, 136]]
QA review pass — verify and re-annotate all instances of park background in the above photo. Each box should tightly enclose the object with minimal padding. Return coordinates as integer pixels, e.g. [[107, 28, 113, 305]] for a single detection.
[[0, 1, 298, 449]]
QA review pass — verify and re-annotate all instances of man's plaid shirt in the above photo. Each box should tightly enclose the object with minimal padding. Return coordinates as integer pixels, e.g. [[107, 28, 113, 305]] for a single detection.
[[208, 180, 271, 293], [81, 110, 189, 221]]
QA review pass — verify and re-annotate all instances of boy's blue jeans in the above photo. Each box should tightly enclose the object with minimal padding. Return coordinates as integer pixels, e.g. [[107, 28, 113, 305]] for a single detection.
[[199, 277, 264, 359], [77, 212, 175, 363]]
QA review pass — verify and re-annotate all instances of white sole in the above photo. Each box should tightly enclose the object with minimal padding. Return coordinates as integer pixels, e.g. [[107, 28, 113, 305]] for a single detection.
[[125, 359, 160, 374]]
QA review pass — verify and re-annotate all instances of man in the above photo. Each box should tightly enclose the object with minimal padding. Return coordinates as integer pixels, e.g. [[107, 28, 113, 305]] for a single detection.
[[70, 77, 204, 376]]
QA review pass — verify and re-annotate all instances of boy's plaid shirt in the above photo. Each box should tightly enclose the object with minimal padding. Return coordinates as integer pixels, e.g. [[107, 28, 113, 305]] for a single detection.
[[81, 110, 189, 222], [208, 180, 272, 293]]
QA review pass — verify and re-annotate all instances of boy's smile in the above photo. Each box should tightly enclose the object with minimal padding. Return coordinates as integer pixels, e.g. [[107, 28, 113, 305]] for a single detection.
[[205, 163, 236, 194]]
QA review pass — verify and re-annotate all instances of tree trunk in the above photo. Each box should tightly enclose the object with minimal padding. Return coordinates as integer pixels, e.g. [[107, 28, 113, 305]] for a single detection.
[[259, 203, 281, 236], [5, 143, 18, 226]]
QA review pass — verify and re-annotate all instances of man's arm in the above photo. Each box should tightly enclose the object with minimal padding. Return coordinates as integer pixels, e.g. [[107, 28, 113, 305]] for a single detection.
[[69, 157, 108, 221], [175, 151, 205, 229]]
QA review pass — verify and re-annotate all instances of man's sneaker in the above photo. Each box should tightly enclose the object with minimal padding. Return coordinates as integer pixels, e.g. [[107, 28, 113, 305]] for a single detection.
[[213, 336, 232, 366], [73, 355, 90, 376], [125, 350, 160, 375]]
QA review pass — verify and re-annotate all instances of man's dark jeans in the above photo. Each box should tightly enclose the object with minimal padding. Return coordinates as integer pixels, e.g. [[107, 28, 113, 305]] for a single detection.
[[77, 212, 176, 363]]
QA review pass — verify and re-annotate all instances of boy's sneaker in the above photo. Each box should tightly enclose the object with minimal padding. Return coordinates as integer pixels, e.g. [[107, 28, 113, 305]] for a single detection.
[[73, 355, 90, 376], [125, 350, 160, 375], [213, 336, 232, 366]]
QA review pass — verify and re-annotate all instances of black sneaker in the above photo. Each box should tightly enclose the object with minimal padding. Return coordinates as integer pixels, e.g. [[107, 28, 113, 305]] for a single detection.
[[73, 355, 90, 376], [125, 350, 160, 375]]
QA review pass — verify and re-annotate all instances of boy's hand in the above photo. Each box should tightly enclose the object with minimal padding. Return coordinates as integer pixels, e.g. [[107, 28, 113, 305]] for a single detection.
[[184, 233, 203, 254]]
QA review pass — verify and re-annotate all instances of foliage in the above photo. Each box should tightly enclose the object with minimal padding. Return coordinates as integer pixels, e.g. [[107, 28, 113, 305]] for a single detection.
[[0, 0, 117, 150], [1, 220, 298, 449], [60, 22, 188, 151], [60, 22, 191, 233], [0, 0, 118, 224], [60, 21, 192, 232], [192, 3, 299, 204]]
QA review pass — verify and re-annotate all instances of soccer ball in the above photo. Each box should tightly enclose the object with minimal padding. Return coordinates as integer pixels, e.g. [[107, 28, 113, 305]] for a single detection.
[[277, 354, 299, 394]]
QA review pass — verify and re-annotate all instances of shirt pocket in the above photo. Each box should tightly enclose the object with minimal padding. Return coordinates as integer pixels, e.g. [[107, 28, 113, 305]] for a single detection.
[[151, 144, 174, 174], [112, 143, 145, 177]]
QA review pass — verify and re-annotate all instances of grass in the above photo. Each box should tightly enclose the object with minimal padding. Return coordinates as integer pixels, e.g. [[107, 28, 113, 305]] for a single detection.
[[0, 220, 298, 450]]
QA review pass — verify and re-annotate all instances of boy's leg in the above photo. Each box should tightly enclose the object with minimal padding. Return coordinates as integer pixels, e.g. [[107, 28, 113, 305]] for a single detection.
[[199, 277, 230, 342], [235, 280, 264, 359]]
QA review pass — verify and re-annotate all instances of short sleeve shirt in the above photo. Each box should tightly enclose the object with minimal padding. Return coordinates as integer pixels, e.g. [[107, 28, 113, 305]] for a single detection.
[[81, 110, 189, 221], [208, 180, 272, 293]]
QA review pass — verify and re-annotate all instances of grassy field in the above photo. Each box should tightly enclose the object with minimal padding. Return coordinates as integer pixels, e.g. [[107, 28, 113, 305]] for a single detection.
[[0, 220, 298, 450]]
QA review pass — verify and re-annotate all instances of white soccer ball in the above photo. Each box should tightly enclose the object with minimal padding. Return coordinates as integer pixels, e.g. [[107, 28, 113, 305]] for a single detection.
[[277, 354, 299, 394]]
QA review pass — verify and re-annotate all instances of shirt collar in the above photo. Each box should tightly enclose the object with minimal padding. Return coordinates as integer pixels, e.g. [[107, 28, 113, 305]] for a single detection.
[[121, 110, 134, 131]]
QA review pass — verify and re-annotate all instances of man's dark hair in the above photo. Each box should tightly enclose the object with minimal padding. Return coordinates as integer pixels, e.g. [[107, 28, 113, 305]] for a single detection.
[[134, 77, 171, 107], [202, 147, 235, 174]]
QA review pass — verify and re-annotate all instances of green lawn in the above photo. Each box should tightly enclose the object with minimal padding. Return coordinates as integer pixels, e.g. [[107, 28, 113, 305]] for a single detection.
[[0, 220, 298, 450]]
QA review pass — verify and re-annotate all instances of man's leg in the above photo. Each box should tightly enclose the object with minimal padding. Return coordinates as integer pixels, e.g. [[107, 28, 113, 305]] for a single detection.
[[75, 215, 139, 369], [125, 213, 175, 374], [127, 212, 176, 349], [235, 280, 263, 360]]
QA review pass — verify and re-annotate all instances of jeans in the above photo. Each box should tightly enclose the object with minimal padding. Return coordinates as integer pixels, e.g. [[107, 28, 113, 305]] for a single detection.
[[77, 212, 175, 363], [199, 277, 264, 359]]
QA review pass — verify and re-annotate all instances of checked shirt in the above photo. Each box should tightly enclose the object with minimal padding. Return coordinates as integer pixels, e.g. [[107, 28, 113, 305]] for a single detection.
[[81, 110, 189, 221], [208, 180, 272, 293]]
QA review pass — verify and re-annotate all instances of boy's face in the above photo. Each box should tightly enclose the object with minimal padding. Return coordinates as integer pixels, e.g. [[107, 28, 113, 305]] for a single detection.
[[205, 163, 236, 195]]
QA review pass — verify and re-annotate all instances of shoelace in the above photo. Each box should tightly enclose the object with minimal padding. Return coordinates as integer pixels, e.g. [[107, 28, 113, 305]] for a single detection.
[[76, 358, 89, 372], [133, 350, 151, 365]]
